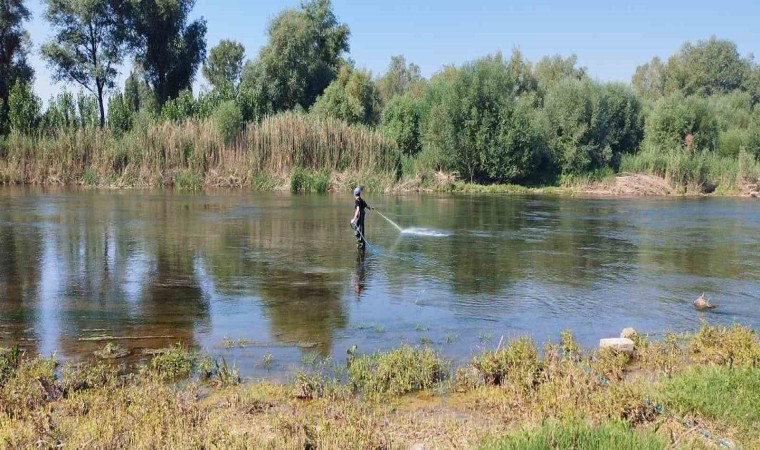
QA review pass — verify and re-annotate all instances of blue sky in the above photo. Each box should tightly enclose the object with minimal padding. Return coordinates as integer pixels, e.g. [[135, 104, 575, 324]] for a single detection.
[[24, 0, 760, 102]]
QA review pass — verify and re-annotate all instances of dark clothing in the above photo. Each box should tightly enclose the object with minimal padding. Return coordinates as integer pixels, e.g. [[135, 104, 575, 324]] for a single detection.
[[354, 197, 369, 249], [354, 198, 369, 225]]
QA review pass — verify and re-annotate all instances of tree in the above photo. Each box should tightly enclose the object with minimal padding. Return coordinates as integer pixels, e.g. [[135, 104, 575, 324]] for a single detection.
[[7, 80, 40, 133], [382, 94, 421, 156], [311, 65, 380, 125], [643, 92, 719, 152], [251, 0, 350, 111], [663, 37, 750, 96], [202, 39, 245, 92], [107, 91, 132, 134], [632, 56, 666, 101], [0, 0, 34, 133], [123, 0, 207, 106], [533, 54, 586, 95], [41, 0, 127, 127], [376, 55, 422, 105]]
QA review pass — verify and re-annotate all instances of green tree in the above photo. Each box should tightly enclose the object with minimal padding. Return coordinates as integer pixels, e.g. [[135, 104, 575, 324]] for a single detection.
[[0, 0, 34, 133], [107, 91, 132, 134], [123, 0, 207, 106], [41, 91, 76, 132], [542, 78, 643, 175], [212, 100, 243, 144], [250, 0, 350, 111], [532, 54, 586, 95], [632, 56, 666, 101], [427, 54, 543, 182], [376, 55, 422, 105], [160, 89, 195, 122], [663, 37, 750, 96], [123, 68, 158, 115], [382, 94, 421, 156], [7, 80, 40, 133], [311, 65, 380, 125], [202, 39, 245, 92], [41, 0, 127, 127], [643, 92, 719, 152]]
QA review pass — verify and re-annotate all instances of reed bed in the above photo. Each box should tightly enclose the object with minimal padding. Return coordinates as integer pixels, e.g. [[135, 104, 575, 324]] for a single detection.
[[0, 113, 400, 190]]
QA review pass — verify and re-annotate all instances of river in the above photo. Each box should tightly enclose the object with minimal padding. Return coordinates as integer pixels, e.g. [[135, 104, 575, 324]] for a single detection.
[[0, 187, 758, 378]]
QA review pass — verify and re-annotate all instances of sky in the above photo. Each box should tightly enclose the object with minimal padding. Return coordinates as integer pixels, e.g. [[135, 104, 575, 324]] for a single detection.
[[23, 0, 760, 103]]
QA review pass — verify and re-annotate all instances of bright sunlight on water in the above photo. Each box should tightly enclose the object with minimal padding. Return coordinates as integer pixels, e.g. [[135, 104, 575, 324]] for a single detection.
[[0, 187, 758, 378]]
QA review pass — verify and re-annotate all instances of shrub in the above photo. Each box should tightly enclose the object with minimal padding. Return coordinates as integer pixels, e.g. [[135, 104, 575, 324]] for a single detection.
[[643, 92, 719, 152], [472, 336, 542, 387], [108, 92, 133, 135], [382, 94, 421, 156], [160, 90, 195, 123], [7, 81, 41, 134], [147, 345, 194, 380], [347, 345, 447, 395], [213, 100, 244, 144]]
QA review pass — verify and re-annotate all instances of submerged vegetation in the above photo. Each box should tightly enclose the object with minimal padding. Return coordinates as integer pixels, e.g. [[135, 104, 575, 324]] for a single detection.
[[0, 323, 758, 448]]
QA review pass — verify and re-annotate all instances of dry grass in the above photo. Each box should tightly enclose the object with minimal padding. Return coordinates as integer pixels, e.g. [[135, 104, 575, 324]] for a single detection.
[[0, 113, 400, 191], [0, 323, 758, 448]]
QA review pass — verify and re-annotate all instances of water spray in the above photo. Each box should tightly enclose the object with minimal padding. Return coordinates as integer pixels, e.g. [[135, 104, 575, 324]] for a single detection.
[[374, 209, 404, 232]]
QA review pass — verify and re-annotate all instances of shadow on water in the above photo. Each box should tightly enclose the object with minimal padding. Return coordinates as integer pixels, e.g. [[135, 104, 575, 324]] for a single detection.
[[0, 187, 757, 376]]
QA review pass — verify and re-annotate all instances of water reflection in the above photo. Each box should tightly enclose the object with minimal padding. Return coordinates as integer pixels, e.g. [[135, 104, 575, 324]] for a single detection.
[[0, 188, 757, 376]]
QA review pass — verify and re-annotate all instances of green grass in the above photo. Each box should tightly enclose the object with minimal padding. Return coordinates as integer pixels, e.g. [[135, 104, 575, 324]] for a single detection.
[[659, 365, 760, 440], [347, 344, 447, 395], [480, 420, 666, 450]]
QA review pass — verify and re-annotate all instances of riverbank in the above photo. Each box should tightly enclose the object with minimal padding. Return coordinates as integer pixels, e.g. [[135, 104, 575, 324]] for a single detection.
[[2, 114, 759, 198], [1, 322, 757, 448]]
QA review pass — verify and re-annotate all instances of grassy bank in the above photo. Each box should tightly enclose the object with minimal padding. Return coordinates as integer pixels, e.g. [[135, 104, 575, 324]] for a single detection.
[[1, 323, 758, 448]]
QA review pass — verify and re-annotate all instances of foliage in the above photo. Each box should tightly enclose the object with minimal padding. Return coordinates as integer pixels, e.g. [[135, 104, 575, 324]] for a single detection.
[[41, 0, 127, 126], [347, 344, 447, 395], [471, 336, 542, 387], [532, 54, 587, 95], [643, 92, 719, 152], [480, 420, 665, 450], [664, 36, 751, 97], [212, 99, 243, 144], [7, 80, 40, 133], [202, 39, 245, 92], [659, 365, 760, 441], [249, 0, 350, 111], [632, 56, 666, 101], [0, 0, 34, 134], [376, 54, 423, 105], [542, 78, 644, 176], [122, 0, 207, 106], [382, 93, 422, 156], [147, 345, 194, 379], [311, 65, 380, 125], [160, 89, 195, 122], [108, 92, 132, 134]]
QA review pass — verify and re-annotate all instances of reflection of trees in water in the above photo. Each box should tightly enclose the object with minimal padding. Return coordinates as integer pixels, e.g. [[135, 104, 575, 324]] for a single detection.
[[0, 220, 43, 352]]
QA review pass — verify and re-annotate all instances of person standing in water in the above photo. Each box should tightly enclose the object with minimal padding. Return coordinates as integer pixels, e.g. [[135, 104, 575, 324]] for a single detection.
[[350, 187, 371, 250]]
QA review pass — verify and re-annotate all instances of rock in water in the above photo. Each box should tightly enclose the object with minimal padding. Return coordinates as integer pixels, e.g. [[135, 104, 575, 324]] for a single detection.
[[620, 327, 637, 339], [694, 293, 716, 311], [599, 338, 634, 355]]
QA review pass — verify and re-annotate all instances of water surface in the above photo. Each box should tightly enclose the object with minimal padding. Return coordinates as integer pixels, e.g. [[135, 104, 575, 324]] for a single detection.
[[1, 187, 758, 377]]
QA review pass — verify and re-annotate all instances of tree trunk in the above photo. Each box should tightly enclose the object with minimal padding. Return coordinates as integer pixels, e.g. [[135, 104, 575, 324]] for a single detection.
[[97, 82, 105, 127]]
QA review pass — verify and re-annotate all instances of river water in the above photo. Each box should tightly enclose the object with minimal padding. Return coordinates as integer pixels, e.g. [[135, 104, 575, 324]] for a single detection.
[[0, 187, 758, 377]]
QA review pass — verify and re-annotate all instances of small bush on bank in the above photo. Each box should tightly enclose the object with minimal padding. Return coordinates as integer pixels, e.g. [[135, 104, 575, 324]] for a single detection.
[[347, 344, 447, 395]]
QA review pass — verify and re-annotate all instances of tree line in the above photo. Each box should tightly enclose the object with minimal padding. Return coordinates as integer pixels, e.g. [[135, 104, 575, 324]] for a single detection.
[[1, 0, 759, 185]]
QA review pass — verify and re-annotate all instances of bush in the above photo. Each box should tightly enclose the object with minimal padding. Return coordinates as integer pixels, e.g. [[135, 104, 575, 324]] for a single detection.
[[347, 345, 447, 395], [147, 345, 195, 380], [108, 92, 133, 135], [472, 336, 542, 387], [7, 81, 41, 134], [213, 100, 243, 144], [160, 90, 195, 123], [382, 94, 421, 156], [643, 92, 719, 152]]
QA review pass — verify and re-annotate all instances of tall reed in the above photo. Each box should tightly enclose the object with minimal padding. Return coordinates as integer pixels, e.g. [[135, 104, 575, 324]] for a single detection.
[[0, 112, 400, 189]]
